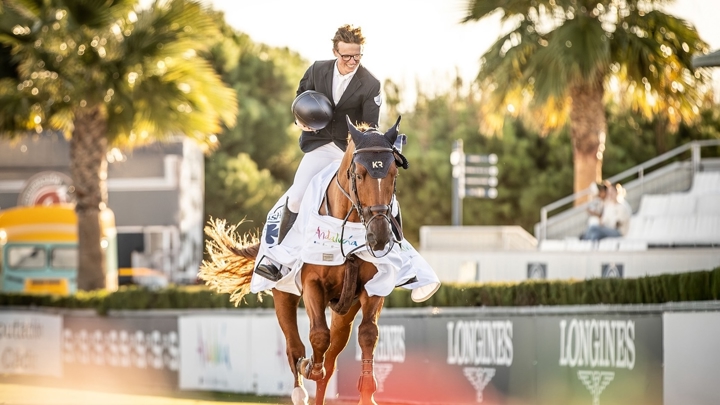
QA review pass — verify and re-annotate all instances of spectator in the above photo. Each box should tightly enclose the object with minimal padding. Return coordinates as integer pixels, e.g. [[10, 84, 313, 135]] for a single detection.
[[581, 182, 632, 240], [586, 181, 609, 226]]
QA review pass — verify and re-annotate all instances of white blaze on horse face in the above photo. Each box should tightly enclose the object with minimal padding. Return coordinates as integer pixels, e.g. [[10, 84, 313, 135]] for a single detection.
[[378, 178, 382, 194]]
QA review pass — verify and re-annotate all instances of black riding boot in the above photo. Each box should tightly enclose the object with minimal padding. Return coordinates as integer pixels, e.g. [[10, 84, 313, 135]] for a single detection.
[[254, 202, 298, 281], [254, 261, 283, 281]]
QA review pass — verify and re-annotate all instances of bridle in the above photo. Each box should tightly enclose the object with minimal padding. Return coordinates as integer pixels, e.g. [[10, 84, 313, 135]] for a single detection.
[[335, 144, 409, 258]]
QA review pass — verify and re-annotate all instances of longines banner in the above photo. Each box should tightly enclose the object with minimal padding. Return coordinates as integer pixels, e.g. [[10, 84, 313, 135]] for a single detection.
[[336, 312, 662, 405], [62, 314, 179, 390], [534, 315, 663, 405], [0, 312, 62, 377]]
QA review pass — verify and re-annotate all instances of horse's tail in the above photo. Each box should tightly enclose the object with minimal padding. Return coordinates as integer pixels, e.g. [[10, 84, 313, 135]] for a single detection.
[[199, 218, 260, 306]]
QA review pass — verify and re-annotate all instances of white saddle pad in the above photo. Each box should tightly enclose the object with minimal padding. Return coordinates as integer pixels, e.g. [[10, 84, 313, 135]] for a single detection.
[[250, 162, 440, 302]]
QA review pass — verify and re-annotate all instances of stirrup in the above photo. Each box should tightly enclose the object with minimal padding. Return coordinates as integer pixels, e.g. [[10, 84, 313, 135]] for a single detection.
[[278, 198, 299, 245], [254, 262, 282, 282], [396, 276, 418, 287]]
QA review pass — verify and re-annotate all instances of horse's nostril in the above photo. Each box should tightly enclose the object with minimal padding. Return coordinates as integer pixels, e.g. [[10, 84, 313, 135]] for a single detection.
[[367, 232, 377, 247]]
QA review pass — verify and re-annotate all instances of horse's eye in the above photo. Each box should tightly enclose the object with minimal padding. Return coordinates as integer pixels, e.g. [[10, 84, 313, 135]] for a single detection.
[[356, 174, 363, 181]]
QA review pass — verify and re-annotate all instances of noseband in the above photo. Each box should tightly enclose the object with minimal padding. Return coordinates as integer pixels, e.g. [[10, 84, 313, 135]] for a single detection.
[[335, 145, 407, 258]]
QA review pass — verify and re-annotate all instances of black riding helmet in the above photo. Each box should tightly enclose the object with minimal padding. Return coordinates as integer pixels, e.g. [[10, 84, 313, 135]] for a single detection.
[[292, 90, 333, 131]]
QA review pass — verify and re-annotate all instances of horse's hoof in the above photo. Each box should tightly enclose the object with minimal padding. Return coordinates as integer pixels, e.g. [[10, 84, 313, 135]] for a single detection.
[[299, 358, 326, 381], [291, 386, 308, 405], [308, 366, 326, 381], [298, 358, 310, 378]]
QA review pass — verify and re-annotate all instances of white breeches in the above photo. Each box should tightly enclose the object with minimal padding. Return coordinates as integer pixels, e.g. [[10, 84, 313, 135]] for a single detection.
[[286, 142, 344, 213]]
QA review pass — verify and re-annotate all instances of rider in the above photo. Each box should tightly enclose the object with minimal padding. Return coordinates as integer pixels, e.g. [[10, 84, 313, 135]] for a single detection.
[[255, 24, 383, 280]]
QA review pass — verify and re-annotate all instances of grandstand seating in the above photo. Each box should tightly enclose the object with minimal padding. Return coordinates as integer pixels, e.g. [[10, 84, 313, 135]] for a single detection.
[[696, 194, 720, 215], [627, 171, 720, 246], [689, 171, 720, 195], [539, 171, 720, 251], [426, 148, 720, 282]]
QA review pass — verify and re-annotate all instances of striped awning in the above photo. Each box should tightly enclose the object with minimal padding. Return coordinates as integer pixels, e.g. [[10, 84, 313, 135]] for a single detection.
[[693, 49, 720, 68]]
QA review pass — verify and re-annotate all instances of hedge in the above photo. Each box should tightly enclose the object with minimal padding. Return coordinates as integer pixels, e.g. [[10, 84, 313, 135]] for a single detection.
[[385, 266, 720, 307], [1, 267, 718, 314]]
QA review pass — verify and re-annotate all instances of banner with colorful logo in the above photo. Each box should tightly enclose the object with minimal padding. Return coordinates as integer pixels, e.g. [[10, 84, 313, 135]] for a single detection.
[[178, 312, 336, 397]]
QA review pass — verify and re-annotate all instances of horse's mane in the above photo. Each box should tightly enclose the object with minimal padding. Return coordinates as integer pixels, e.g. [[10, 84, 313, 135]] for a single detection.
[[355, 122, 374, 132], [344, 122, 392, 159], [344, 122, 377, 144]]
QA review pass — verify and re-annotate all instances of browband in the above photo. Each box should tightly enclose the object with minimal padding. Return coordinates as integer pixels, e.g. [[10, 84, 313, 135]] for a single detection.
[[353, 147, 394, 154]]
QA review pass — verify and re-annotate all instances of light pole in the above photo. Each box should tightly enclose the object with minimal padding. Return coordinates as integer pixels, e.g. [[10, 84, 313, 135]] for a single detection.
[[450, 140, 464, 226]]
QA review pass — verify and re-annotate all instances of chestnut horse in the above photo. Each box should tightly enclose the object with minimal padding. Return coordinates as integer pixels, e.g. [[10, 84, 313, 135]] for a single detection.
[[200, 116, 408, 405]]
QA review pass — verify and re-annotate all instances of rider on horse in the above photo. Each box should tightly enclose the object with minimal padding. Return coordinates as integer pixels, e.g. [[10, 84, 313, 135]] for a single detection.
[[255, 24, 385, 280], [253, 24, 439, 303], [200, 25, 440, 405]]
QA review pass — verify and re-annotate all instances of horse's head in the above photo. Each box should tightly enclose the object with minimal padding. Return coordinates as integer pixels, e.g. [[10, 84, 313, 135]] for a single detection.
[[345, 115, 409, 256]]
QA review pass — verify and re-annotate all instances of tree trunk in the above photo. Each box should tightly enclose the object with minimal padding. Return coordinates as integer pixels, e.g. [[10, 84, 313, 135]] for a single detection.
[[654, 116, 668, 154], [70, 107, 109, 291], [569, 77, 607, 204]]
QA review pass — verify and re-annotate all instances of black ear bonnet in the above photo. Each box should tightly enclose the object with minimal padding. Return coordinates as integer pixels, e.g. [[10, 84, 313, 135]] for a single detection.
[[346, 116, 409, 179]]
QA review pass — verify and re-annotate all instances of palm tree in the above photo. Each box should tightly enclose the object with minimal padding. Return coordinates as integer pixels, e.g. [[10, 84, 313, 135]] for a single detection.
[[463, 0, 712, 197], [0, 0, 237, 290]]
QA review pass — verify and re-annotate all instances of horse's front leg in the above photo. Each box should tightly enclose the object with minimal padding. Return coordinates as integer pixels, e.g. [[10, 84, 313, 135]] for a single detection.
[[300, 279, 331, 382], [314, 299, 362, 405], [357, 291, 384, 405], [273, 289, 308, 405]]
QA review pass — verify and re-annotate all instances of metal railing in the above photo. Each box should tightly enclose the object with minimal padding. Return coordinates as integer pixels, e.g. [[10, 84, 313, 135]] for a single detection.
[[536, 139, 720, 241]]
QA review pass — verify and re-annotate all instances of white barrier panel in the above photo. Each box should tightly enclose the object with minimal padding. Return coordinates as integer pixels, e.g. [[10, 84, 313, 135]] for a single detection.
[[178, 311, 336, 398], [0, 312, 62, 377], [248, 315, 295, 395], [62, 314, 179, 390], [663, 312, 720, 405]]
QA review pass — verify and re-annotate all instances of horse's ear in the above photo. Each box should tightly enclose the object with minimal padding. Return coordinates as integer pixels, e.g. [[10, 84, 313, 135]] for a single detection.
[[384, 115, 401, 145], [346, 115, 364, 145]]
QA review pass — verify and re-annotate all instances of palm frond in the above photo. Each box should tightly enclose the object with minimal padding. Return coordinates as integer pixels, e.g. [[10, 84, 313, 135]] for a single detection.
[[466, 0, 712, 135], [122, 0, 217, 65], [477, 21, 539, 92], [463, 0, 575, 23], [61, 0, 135, 29], [0, 1, 36, 36], [112, 0, 237, 148], [610, 8, 711, 126], [530, 15, 609, 100], [0, 80, 35, 136], [108, 55, 236, 149]]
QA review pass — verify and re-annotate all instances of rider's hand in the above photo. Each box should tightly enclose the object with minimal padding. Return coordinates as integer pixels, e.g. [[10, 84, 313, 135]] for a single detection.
[[295, 120, 314, 132]]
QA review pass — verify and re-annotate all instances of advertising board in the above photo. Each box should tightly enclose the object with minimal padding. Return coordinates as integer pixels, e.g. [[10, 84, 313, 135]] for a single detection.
[[0, 312, 62, 377], [337, 311, 663, 405]]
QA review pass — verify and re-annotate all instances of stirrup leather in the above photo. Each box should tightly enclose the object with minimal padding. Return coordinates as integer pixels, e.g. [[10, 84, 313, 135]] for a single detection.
[[278, 199, 298, 244]]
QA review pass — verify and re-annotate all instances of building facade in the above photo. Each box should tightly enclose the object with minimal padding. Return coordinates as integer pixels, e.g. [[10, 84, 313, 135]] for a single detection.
[[0, 133, 205, 283]]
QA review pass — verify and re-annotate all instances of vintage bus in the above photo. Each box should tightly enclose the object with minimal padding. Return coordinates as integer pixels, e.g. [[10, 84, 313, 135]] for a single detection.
[[0, 204, 118, 295]]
